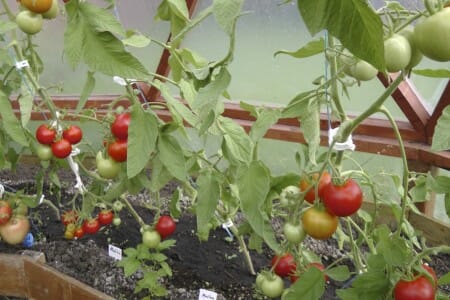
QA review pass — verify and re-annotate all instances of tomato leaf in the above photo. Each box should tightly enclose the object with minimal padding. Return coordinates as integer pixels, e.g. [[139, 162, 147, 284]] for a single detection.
[[127, 104, 159, 178], [149, 156, 173, 192], [438, 270, 450, 285], [248, 107, 282, 143], [412, 68, 450, 78], [76, 71, 96, 114], [18, 84, 33, 127], [274, 38, 325, 58], [122, 30, 151, 48], [296, 0, 384, 70], [0, 20, 17, 33], [283, 267, 325, 300], [212, 0, 244, 35], [157, 133, 187, 181], [238, 160, 280, 253], [0, 90, 28, 147], [219, 116, 254, 165], [196, 170, 221, 241], [326, 265, 351, 281], [431, 105, 450, 151]]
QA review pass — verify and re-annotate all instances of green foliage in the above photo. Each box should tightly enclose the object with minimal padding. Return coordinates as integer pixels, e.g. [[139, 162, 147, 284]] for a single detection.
[[432, 105, 450, 151]]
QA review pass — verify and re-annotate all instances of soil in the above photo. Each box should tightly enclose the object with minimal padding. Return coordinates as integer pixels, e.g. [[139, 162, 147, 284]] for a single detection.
[[0, 165, 449, 300]]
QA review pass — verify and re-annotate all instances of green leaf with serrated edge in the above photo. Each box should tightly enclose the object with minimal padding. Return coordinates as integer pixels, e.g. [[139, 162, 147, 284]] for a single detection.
[[283, 267, 325, 300], [122, 31, 151, 48], [0, 20, 17, 33], [275, 38, 325, 58], [296, 0, 384, 70], [179, 79, 197, 107], [432, 105, 450, 151], [118, 257, 141, 276], [127, 103, 158, 178], [426, 174, 450, 194], [196, 170, 221, 241], [167, 0, 189, 21], [219, 116, 253, 165], [76, 71, 95, 114], [156, 81, 199, 127], [413, 69, 450, 78], [249, 108, 281, 143], [78, 1, 126, 36], [191, 67, 230, 118], [158, 134, 187, 181], [445, 192, 450, 219], [302, 99, 320, 164], [350, 271, 390, 298], [238, 160, 280, 252], [376, 235, 411, 267], [0, 90, 28, 147], [326, 265, 351, 281], [438, 271, 450, 285], [177, 48, 209, 68], [149, 155, 173, 192], [169, 187, 182, 218], [282, 90, 316, 118], [213, 0, 244, 35], [409, 175, 428, 202], [335, 288, 360, 300], [103, 180, 127, 202], [18, 85, 33, 127]]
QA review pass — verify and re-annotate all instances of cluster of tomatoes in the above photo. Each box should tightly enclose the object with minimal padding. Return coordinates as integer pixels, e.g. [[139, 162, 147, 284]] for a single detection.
[[35, 124, 83, 160], [0, 199, 30, 245], [62, 209, 116, 240], [15, 0, 59, 35], [256, 253, 328, 298], [141, 215, 176, 249], [394, 264, 439, 300], [96, 112, 130, 179]]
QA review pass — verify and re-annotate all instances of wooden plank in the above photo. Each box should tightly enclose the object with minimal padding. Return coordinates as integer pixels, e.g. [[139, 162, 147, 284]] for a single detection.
[[24, 257, 114, 300], [0, 254, 26, 297], [425, 80, 450, 144], [409, 211, 450, 246]]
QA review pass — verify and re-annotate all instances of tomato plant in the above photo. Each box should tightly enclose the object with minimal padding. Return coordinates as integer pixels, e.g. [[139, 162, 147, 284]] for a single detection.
[[0, 216, 30, 245], [259, 274, 284, 299], [51, 139, 72, 159], [302, 207, 338, 239], [98, 210, 114, 226], [300, 171, 331, 204], [62, 125, 83, 145], [82, 218, 100, 235], [111, 112, 131, 140], [0, 200, 12, 225], [271, 253, 296, 278], [322, 178, 363, 217], [414, 7, 450, 62], [20, 0, 53, 13], [61, 210, 78, 226], [15, 10, 43, 35], [35, 124, 56, 145], [394, 276, 435, 300], [108, 140, 127, 162], [142, 230, 161, 249], [155, 215, 176, 239]]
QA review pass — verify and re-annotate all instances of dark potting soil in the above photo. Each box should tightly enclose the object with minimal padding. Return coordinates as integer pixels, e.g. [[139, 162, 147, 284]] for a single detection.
[[0, 166, 449, 300]]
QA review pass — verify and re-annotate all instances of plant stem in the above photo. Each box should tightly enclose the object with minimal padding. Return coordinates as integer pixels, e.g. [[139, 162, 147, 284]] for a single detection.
[[377, 106, 409, 236], [120, 195, 146, 228], [229, 223, 256, 275], [327, 37, 347, 122], [170, 6, 214, 46]]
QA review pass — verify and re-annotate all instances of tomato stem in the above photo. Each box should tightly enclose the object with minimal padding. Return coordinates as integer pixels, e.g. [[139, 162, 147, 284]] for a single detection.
[[120, 195, 146, 228]]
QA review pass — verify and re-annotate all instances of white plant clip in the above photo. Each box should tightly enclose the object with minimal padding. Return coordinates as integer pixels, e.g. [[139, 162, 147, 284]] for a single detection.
[[67, 148, 86, 194], [328, 126, 356, 151], [0, 184, 4, 198], [222, 218, 234, 240], [113, 76, 137, 86], [15, 60, 30, 70]]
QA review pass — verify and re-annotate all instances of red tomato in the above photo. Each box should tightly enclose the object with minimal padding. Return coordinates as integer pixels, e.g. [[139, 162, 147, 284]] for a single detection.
[[62, 125, 83, 144], [82, 218, 100, 234], [51, 139, 72, 159], [271, 253, 297, 278], [0, 200, 13, 225], [98, 210, 114, 226], [61, 210, 78, 226], [111, 112, 131, 140], [74, 226, 84, 239], [299, 172, 331, 204], [394, 276, 435, 300], [0, 215, 30, 245], [302, 207, 338, 240], [108, 140, 127, 162], [323, 179, 363, 217], [421, 264, 438, 289], [35, 124, 56, 145], [155, 215, 176, 239]]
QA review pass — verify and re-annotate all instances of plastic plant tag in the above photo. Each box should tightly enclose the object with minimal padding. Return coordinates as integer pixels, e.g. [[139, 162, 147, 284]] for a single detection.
[[198, 289, 218, 300], [15, 60, 30, 69], [108, 244, 122, 260]]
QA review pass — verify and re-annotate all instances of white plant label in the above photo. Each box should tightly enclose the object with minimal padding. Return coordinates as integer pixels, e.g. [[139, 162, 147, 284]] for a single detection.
[[198, 289, 217, 300], [108, 244, 122, 260]]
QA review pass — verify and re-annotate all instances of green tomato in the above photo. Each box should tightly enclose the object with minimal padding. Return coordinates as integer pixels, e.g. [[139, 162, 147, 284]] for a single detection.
[[42, 0, 59, 19], [260, 274, 284, 299], [384, 34, 411, 72], [36, 144, 53, 161], [112, 200, 124, 212], [142, 230, 161, 248], [96, 151, 121, 179], [16, 10, 43, 35], [283, 222, 306, 244], [349, 60, 378, 81], [414, 7, 450, 62], [112, 217, 121, 226], [399, 26, 423, 69]]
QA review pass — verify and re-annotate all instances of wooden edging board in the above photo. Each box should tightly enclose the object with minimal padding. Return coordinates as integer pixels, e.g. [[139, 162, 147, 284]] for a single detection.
[[361, 202, 450, 246], [0, 252, 114, 300]]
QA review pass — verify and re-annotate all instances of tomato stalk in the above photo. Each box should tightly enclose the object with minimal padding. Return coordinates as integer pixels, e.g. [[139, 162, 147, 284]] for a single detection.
[[120, 195, 146, 228], [170, 6, 214, 46]]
